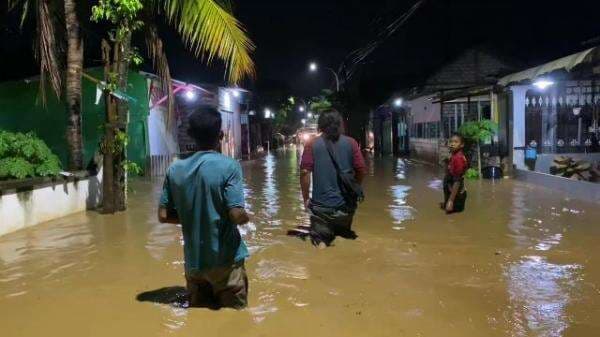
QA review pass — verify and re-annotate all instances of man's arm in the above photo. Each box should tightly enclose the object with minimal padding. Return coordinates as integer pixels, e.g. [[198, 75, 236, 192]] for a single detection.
[[351, 139, 367, 184], [158, 172, 179, 224], [158, 206, 180, 224], [224, 161, 250, 226], [299, 140, 315, 209], [300, 169, 311, 209]]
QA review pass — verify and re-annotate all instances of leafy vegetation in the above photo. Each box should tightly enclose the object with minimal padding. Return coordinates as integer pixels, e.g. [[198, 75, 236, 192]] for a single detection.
[[0, 130, 61, 180], [465, 168, 480, 180], [458, 120, 498, 178]]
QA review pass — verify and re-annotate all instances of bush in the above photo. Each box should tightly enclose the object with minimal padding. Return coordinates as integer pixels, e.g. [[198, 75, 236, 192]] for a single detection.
[[465, 168, 480, 180], [0, 130, 62, 180]]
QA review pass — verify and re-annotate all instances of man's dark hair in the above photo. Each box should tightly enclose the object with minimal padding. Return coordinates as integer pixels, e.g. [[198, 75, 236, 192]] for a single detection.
[[317, 109, 343, 141], [451, 132, 465, 144], [187, 105, 222, 148]]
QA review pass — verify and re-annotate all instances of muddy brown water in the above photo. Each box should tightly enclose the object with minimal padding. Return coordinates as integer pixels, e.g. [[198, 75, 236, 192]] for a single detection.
[[1, 149, 600, 337]]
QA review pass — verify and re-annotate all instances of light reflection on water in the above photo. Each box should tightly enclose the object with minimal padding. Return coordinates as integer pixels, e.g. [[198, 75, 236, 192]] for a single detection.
[[506, 256, 581, 337], [0, 150, 598, 336], [504, 185, 582, 337], [388, 185, 414, 226]]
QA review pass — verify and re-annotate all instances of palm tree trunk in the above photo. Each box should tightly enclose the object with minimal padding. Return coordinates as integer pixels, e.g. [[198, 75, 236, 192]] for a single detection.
[[64, 0, 84, 170]]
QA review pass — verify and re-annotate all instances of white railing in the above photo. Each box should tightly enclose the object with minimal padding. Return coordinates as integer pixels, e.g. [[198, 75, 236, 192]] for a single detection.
[[148, 154, 176, 177]]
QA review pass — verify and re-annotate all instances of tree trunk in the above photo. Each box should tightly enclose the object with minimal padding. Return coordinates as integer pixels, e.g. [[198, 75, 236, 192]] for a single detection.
[[101, 40, 116, 214], [64, 0, 84, 170], [477, 141, 482, 178], [113, 32, 132, 212]]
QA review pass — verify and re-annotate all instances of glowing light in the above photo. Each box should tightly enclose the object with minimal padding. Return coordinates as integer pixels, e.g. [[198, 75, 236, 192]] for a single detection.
[[309, 62, 318, 72], [533, 79, 554, 90], [394, 98, 403, 107], [299, 106, 305, 112], [307, 112, 313, 118], [264, 108, 272, 119], [301, 118, 306, 125], [184, 89, 196, 101]]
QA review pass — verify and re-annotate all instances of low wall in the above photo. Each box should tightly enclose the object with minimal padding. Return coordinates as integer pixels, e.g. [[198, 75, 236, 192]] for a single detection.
[[410, 138, 440, 164], [0, 172, 102, 237], [515, 169, 600, 204]]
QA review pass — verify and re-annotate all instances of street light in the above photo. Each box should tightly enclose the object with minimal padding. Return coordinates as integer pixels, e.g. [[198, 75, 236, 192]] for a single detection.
[[301, 118, 306, 125], [307, 112, 313, 119], [393, 98, 403, 107], [184, 89, 196, 101], [299, 106, 305, 112], [264, 108, 272, 119], [533, 79, 554, 90], [308, 61, 340, 92]]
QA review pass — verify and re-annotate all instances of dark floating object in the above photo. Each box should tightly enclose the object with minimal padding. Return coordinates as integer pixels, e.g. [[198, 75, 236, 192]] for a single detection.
[[482, 166, 502, 179]]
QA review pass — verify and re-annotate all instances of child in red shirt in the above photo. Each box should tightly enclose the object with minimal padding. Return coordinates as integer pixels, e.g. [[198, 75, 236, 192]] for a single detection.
[[443, 133, 468, 213]]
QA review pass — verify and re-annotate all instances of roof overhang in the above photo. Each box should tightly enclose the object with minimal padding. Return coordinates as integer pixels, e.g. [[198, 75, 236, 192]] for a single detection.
[[498, 47, 599, 86]]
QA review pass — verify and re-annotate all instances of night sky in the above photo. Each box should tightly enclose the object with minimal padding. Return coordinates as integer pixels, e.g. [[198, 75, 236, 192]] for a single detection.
[[1, 0, 600, 106]]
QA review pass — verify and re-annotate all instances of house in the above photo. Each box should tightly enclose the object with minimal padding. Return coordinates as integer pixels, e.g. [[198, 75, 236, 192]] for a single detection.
[[403, 47, 517, 164], [497, 47, 600, 201], [372, 47, 517, 163]]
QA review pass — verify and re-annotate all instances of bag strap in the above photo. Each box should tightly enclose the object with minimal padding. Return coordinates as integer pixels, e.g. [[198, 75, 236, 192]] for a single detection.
[[323, 137, 343, 176]]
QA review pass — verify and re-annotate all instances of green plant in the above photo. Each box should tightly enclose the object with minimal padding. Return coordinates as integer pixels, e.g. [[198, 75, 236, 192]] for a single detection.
[[458, 120, 498, 178], [465, 168, 480, 180], [0, 130, 61, 180]]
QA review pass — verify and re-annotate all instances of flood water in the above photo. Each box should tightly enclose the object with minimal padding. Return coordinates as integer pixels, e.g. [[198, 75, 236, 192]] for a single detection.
[[1, 149, 600, 337]]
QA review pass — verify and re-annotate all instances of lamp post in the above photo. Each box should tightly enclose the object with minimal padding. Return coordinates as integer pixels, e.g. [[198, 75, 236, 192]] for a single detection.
[[308, 62, 340, 92]]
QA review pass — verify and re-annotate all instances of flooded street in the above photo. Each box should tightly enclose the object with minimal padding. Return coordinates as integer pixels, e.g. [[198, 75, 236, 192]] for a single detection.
[[1, 149, 600, 337]]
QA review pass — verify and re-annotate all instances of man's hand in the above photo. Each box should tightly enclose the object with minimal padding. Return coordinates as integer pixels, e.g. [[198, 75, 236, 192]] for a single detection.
[[158, 206, 180, 224], [229, 207, 250, 225]]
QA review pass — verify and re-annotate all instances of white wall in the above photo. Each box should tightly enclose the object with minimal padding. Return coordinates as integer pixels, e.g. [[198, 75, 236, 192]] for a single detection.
[[509, 85, 533, 170], [148, 86, 179, 156], [0, 174, 102, 237]]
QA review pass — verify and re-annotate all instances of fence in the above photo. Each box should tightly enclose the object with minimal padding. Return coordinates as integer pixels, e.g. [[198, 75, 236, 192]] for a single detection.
[[148, 154, 176, 177]]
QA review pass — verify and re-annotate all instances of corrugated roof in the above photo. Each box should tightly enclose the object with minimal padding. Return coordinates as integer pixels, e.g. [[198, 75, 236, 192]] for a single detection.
[[498, 47, 599, 86]]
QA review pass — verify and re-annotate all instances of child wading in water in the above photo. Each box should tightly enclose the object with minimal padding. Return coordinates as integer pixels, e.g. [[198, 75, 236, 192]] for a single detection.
[[443, 133, 468, 213]]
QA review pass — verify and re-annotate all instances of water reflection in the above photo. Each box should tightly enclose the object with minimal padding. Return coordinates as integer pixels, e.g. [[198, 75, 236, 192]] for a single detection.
[[261, 154, 280, 218], [506, 256, 581, 337], [504, 185, 582, 337], [388, 185, 414, 227]]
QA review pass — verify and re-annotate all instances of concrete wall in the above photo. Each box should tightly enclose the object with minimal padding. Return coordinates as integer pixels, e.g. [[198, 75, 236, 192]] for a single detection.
[[515, 169, 600, 204], [0, 174, 102, 237], [410, 138, 440, 164]]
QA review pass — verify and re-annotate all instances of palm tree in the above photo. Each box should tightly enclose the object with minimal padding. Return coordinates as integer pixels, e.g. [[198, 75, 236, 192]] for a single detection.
[[64, 0, 84, 170], [93, 0, 255, 213], [9, 0, 85, 170]]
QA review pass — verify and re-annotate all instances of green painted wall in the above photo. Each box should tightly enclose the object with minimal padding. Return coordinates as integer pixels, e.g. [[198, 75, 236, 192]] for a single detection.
[[0, 69, 149, 170]]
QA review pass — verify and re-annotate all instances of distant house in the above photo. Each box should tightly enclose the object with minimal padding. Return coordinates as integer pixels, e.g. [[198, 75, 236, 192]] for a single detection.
[[379, 46, 518, 163]]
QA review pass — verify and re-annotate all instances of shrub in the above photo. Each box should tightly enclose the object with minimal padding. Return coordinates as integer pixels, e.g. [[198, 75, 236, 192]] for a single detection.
[[465, 168, 480, 180], [0, 130, 62, 180]]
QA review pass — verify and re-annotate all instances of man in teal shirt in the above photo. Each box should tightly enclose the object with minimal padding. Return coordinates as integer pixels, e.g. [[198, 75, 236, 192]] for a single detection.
[[158, 106, 250, 309]]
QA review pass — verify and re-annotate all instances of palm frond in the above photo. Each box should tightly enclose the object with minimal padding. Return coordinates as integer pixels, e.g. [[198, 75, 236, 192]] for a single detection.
[[145, 24, 175, 124], [8, 0, 63, 103], [37, 0, 63, 104], [163, 0, 255, 84]]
